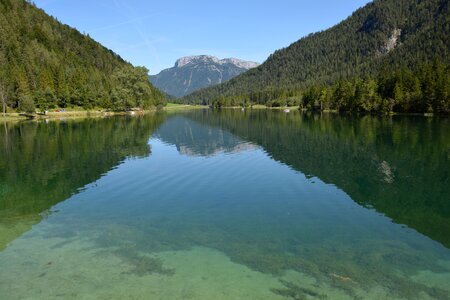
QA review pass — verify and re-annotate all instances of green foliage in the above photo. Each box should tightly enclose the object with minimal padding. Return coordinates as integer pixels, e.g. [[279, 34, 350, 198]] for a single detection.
[[34, 88, 56, 111], [18, 93, 35, 113], [0, 0, 165, 112], [111, 66, 164, 111], [183, 0, 450, 114]]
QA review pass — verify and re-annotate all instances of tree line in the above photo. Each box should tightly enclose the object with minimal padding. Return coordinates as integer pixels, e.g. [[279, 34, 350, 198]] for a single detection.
[[196, 61, 448, 114]]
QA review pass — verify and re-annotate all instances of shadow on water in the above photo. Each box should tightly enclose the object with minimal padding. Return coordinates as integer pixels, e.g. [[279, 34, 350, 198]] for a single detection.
[[0, 114, 166, 251]]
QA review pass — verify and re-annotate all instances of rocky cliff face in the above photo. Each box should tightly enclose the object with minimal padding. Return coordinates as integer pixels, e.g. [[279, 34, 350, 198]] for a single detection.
[[150, 55, 259, 98]]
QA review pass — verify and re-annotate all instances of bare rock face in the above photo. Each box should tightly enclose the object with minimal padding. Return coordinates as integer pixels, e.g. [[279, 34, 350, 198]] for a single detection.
[[219, 58, 260, 69], [150, 56, 259, 98], [380, 29, 402, 54], [174, 55, 219, 68]]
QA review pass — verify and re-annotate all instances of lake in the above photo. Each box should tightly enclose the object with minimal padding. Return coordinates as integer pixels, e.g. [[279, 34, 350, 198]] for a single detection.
[[1, 110, 449, 299]]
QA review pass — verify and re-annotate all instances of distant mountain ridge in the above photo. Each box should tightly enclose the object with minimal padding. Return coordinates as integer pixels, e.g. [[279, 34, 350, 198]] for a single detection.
[[174, 56, 259, 69], [150, 55, 259, 98]]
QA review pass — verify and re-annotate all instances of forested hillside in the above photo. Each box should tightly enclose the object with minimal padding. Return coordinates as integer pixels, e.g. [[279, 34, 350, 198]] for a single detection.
[[0, 0, 165, 113], [183, 0, 450, 114]]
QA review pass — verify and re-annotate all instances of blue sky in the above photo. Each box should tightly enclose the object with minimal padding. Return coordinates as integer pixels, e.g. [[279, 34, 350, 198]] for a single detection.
[[34, 0, 371, 75]]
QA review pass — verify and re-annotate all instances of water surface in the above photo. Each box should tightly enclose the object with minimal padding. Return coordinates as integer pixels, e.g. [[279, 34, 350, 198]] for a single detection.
[[1, 111, 449, 299]]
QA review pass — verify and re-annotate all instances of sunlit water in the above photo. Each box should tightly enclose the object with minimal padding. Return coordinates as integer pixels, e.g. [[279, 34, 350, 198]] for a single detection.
[[1, 111, 449, 299]]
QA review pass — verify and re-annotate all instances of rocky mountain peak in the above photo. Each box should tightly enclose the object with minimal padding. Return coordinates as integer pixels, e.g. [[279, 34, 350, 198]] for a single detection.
[[175, 55, 220, 68], [174, 55, 259, 70]]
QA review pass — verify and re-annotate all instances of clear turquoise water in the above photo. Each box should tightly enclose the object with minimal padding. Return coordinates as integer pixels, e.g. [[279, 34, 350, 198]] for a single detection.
[[0, 111, 449, 299]]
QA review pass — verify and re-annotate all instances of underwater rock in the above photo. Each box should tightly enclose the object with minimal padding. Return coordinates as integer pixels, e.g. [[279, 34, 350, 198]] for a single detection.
[[271, 279, 327, 300], [117, 251, 175, 277]]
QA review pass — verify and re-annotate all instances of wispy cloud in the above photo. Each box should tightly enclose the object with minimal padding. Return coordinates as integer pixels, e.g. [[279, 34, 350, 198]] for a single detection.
[[90, 15, 155, 32], [111, 0, 163, 68], [115, 37, 170, 52]]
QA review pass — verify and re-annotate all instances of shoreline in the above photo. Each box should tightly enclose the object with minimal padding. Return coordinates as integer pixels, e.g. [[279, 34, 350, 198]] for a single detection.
[[0, 105, 209, 122], [0, 111, 140, 122], [1, 105, 442, 122], [215, 106, 443, 117], [163, 104, 209, 112]]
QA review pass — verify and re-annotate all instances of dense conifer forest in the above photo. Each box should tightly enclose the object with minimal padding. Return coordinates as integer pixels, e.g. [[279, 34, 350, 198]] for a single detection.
[[0, 0, 166, 113], [183, 0, 450, 114]]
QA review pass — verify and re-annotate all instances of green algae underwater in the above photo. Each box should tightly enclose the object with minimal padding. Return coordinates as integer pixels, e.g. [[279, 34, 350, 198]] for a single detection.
[[0, 110, 450, 300]]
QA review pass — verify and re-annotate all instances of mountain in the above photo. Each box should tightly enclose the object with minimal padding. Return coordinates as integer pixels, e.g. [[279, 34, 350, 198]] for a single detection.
[[150, 55, 259, 98], [183, 0, 450, 114], [0, 0, 165, 113]]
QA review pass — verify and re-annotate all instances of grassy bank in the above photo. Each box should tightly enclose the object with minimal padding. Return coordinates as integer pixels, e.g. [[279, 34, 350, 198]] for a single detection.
[[214, 105, 301, 111], [0, 113, 27, 122], [0, 109, 151, 122], [250, 105, 300, 110], [163, 103, 209, 111], [0, 104, 209, 122]]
